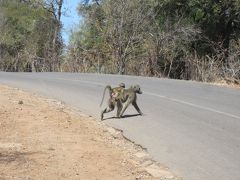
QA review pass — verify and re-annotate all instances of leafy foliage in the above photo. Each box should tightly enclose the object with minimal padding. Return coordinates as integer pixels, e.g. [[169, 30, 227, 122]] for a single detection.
[[0, 0, 63, 72], [1, 0, 239, 84], [67, 0, 240, 83]]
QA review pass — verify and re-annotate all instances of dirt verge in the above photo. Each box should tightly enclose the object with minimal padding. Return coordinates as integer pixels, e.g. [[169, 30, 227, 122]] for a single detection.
[[0, 85, 180, 180]]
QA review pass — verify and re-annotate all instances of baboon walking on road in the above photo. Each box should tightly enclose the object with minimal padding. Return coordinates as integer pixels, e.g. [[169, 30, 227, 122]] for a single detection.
[[100, 83, 125, 120], [100, 84, 143, 120], [117, 84, 143, 117]]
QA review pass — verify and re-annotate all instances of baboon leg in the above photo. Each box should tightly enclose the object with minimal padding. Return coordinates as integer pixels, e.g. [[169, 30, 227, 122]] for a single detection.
[[101, 106, 115, 120], [132, 101, 143, 115], [116, 100, 123, 118], [119, 101, 131, 117], [101, 100, 115, 120], [101, 108, 106, 120]]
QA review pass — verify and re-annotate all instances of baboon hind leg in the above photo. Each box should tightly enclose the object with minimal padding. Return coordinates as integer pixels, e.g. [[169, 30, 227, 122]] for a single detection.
[[101, 101, 115, 120], [101, 106, 115, 120]]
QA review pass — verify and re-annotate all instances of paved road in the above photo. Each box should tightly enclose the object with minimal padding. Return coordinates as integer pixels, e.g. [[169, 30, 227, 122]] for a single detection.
[[0, 72, 240, 180]]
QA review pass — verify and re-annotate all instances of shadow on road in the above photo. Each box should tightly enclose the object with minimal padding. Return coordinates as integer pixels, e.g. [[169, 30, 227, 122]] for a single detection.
[[102, 113, 142, 121]]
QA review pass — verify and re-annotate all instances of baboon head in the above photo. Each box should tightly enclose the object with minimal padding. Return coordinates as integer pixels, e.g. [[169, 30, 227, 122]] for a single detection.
[[119, 82, 125, 88], [132, 84, 142, 94]]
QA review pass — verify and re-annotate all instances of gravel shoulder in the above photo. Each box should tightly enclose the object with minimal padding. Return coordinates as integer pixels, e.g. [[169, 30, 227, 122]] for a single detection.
[[0, 85, 179, 180]]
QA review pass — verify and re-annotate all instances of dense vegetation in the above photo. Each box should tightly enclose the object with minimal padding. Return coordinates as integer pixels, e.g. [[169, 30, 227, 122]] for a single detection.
[[0, 0, 63, 72], [1, 0, 240, 84]]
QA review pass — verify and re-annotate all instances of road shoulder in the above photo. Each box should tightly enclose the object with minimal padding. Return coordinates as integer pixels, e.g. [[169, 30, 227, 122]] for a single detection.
[[0, 85, 180, 179]]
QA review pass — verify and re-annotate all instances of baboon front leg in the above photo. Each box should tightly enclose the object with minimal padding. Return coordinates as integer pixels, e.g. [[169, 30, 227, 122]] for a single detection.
[[119, 101, 131, 117], [116, 100, 123, 118], [132, 101, 143, 115]]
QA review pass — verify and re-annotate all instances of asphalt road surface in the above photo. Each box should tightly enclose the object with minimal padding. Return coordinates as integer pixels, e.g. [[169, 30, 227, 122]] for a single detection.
[[0, 72, 240, 180]]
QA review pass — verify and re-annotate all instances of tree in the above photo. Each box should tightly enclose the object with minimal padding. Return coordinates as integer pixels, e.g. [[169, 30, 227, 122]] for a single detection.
[[43, 0, 64, 71], [67, 0, 240, 83], [0, 0, 64, 72]]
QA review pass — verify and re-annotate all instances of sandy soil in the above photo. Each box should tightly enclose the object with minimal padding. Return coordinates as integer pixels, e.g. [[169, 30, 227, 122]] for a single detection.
[[0, 85, 155, 180]]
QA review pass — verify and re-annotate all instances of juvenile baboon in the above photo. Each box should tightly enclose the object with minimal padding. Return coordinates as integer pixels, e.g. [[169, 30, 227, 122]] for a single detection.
[[117, 84, 143, 117], [100, 83, 125, 120]]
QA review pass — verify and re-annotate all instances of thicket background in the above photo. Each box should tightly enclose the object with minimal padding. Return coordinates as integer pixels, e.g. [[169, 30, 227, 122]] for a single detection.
[[1, 0, 240, 84]]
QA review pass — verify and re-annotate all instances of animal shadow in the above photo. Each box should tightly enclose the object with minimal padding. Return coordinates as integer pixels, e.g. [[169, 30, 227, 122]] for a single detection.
[[102, 113, 142, 121]]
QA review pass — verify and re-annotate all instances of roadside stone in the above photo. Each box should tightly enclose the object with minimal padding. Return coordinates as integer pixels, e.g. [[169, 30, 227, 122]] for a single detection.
[[165, 175, 175, 179], [107, 127, 122, 138], [135, 152, 149, 159], [48, 147, 55, 151], [18, 100, 23, 105], [141, 160, 153, 167], [145, 164, 176, 179], [107, 127, 117, 134]]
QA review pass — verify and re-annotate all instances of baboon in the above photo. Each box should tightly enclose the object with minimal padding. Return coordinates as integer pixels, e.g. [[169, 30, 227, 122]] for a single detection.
[[100, 83, 125, 120], [117, 84, 143, 117]]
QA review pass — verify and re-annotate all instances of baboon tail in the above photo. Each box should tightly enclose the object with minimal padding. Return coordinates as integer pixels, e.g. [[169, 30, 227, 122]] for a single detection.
[[100, 85, 111, 107]]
